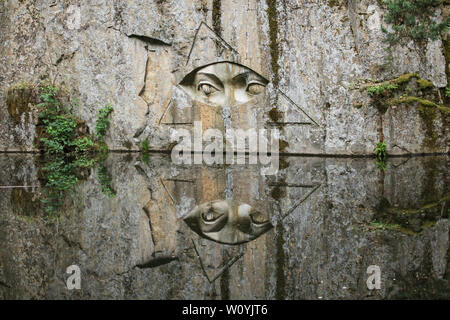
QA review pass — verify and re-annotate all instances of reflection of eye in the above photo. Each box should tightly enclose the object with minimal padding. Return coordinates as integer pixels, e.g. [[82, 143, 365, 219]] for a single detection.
[[246, 82, 265, 95], [198, 83, 219, 96], [250, 210, 268, 225], [202, 207, 223, 222]]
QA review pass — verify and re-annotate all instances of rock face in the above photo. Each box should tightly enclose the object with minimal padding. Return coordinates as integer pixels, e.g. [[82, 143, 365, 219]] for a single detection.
[[0, 0, 448, 154], [0, 153, 449, 299]]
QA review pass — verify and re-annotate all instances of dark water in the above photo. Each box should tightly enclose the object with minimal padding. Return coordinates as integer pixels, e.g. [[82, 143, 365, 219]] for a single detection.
[[0, 153, 449, 299]]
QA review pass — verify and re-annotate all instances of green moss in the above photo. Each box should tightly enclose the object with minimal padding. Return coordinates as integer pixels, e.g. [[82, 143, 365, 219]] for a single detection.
[[368, 193, 449, 235], [141, 137, 149, 152], [444, 37, 450, 79], [391, 72, 420, 85], [369, 220, 402, 232], [10, 188, 42, 218], [418, 104, 438, 147], [420, 163, 442, 205], [375, 141, 387, 161], [6, 81, 36, 123], [95, 105, 114, 140], [389, 96, 450, 116], [266, 0, 280, 87], [417, 79, 434, 89], [363, 73, 420, 96], [443, 36, 450, 99], [361, 73, 450, 119], [268, 107, 283, 122], [97, 162, 116, 198], [364, 72, 448, 148], [37, 85, 95, 155], [212, 0, 221, 37], [437, 105, 450, 115], [388, 96, 444, 147], [328, 0, 338, 7], [386, 193, 450, 215], [34, 84, 114, 220], [367, 82, 398, 96]]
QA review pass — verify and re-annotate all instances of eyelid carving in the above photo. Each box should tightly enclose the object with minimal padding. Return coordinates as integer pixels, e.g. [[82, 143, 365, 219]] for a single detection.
[[196, 73, 224, 88], [246, 81, 265, 95], [249, 210, 269, 225], [197, 81, 221, 91], [197, 82, 220, 96], [247, 80, 266, 87], [180, 63, 269, 104]]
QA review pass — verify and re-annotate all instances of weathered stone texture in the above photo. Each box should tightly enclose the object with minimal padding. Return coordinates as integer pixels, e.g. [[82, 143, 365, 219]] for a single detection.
[[0, 154, 448, 299], [0, 0, 448, 154]]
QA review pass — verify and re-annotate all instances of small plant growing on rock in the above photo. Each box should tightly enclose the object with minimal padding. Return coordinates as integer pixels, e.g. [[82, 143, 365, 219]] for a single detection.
[[37, 84, 94, 156], [95, 105, 114, 140], [367, 83, 399, 96], [375, 141, 387, 161], [375, 141, 387, 171], [141, 137, 149, 152], [140, 137, 150, 165], [97, 163, 116, 198], [36, 84, 115, 220]]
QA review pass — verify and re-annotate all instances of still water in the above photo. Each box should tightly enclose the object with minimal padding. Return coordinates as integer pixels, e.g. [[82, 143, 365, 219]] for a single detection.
[[0, 153, 448, 299]]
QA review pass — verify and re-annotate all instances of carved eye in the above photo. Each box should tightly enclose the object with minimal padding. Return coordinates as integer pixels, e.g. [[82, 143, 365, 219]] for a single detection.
[[250, 210, 269, 225], [201, 201, 228, 222], [202, 208, 223, 222], [198, 83, 218, 96], [246, 82, 265, 95]]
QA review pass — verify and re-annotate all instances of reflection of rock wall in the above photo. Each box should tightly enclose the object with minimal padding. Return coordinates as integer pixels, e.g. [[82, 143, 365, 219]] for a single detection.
[[0, 1, 448, 154], [0, 154, 448, 299]]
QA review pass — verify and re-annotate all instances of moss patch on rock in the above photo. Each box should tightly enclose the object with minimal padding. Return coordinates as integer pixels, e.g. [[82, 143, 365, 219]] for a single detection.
[[388, 96, 450, 115], [362, 73, 447, 149], [367, 193, 450, 235], [10, 188, 42, 219], [279, 139, 289, 153], [268, 107, 283, 122], [212, 0, 221, 36], [417, 79, 434, 89], [387, 96, 449, 148], [266, 0, 280, 87], [5, 81, 36, 123]]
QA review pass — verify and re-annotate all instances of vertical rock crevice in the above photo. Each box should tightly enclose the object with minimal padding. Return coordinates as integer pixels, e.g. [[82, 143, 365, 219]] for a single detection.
[[212, 0, 222, 37], [266, 0, 280, 88]]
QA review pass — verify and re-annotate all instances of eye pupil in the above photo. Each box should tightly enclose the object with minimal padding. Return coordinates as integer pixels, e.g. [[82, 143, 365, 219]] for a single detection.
[[203, 208, 221, 222], [247, 83, 264, 95], [250, 211, 268, 224], [199, 84, 214, 95]]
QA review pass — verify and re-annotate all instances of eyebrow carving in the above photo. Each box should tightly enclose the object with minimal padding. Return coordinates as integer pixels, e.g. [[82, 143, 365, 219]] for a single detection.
[[232, 72, 268, 85]]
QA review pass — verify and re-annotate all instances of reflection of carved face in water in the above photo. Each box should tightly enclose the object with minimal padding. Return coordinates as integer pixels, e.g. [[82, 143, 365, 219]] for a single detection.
[[180, 62, 268, 107], [183, 200, 273, 245]]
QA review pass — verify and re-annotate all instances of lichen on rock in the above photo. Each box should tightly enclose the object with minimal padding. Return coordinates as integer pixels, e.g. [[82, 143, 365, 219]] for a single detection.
[[5, 81, 36, 124]]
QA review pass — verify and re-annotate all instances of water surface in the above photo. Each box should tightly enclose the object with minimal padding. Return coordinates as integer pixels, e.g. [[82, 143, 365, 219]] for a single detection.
[[0, 153, 448, 299]]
